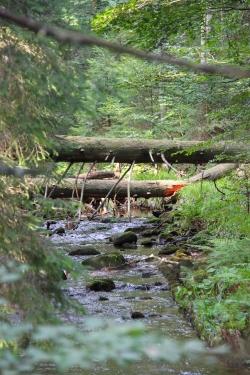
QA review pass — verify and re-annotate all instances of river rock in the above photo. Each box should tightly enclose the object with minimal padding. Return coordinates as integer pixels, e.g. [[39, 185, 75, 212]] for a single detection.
[[158, 245, 178, 256], [141, 228, 161, 237], [53, 227, 65, 235], [124, 226, 146, 233], [68, 245, 100, 256], [140, 238, 155, 247], [46, 220, 57, 230], [141, 272, 154, 278], [82, 252, 126, 269], [113, 231, 137, 247], [120, 242, 138, 250], [87, 278, 115, 292], [159, 263, 180, 286], [99, 296, 109, 301], [131, 311, 145, 319]]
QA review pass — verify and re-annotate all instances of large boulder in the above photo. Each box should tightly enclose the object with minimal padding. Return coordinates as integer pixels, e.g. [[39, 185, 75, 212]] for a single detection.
[[87, 278, 115, 292], [82, 252, 126, 269], [112, 231, 137, 247], [68, 245, 100, 256]]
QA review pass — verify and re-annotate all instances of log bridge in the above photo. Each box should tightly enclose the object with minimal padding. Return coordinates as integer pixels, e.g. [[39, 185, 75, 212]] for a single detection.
[[39, 164, 238, 200], [52, 136, 249, 164]]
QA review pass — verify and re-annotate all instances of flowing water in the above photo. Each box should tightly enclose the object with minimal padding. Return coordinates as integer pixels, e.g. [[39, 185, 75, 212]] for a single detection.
[[40, 218, 249, 375]]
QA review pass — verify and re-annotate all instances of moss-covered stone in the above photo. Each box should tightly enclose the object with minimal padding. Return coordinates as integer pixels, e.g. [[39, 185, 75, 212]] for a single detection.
[[159, 263, 180, 286], [68, 245, 100, 256], [124, 226, 146, 233], [142, 228, 159, 237], [158, 245, 178, 256], [82, 252, 126, 269], [87, 278, 115, 292], [141, 238, 155, 247], [113, 231, 137, 246]]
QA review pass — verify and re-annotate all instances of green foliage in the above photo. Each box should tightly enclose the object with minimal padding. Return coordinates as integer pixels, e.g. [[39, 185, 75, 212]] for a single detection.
[[176, 178, 250, 237], [173, 178, 250, 344], [175, 240, 250, 344], [33, 197, 79, 219]]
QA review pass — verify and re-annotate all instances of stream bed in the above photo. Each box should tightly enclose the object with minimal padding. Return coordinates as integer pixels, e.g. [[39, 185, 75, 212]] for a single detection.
[[41, 217, 249, 375]]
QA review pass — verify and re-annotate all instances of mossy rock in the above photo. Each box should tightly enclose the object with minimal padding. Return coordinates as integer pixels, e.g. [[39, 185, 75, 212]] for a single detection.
[[146, 217, 161, 224], [141, 238, 155, 247], [193, 269, 208, 282], [113, 231, 137, 247], [124, 226, 146, 233], [68, 245, 100, 256], [159, 263, 180, 286], [82, 252, 126, 269], [171, 250, 192, 262], [158, 245, 178, 256], [87, 278, 115, 292], [141, 228, 161, 237], [120, 242, 138, 250]]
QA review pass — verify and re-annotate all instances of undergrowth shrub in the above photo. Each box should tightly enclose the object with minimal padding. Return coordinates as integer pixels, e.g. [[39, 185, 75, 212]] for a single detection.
[[173, 177, 250, 344], [176, 178, 249, 237]]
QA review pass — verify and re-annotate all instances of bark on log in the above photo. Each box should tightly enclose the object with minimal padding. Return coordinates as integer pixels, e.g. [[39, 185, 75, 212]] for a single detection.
[[76, 170, 117, 180], [188, 163, 238, 182], [33, 163, 240, 199], [52, 136, 249, 164], [39, 179, 186, 199]]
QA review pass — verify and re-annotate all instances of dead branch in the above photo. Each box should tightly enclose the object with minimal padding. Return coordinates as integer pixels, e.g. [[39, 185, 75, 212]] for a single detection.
[[0, 7, 249, 79]]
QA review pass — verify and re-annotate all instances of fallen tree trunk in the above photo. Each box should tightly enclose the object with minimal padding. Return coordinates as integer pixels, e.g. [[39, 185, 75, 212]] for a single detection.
[[76, 170, 117, 180], [33, 163, 240, 200], [39, 179, 186, 199], [51, 136, 249, 164], [188, 163, 238, 182]]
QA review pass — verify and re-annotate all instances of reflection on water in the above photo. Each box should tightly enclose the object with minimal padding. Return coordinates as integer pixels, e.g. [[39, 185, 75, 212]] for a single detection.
[[40, 218, 249, 375]]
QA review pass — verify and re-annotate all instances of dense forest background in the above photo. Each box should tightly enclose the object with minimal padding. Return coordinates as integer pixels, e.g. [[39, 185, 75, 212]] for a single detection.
[[0, 0, 249, 373]]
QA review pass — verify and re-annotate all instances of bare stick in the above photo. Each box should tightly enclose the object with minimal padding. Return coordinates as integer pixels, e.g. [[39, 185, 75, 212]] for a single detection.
[[149, 150, 155, 163], [72, 162, 84, 199], [0, 7, 249, 79], [47, 162, 73, 198], [44, 184, 48, 198], [161, 152, 184, 177], [90, 164, 133, 220], [214, 180, 226, 196], [78, 162, 96, 220], [127, 161, 135, 223]]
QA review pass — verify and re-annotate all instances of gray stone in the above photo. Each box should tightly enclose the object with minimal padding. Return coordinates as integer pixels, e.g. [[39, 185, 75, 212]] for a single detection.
[[131, 311, 145, 319], [113, 231, 137, 247], [88, 279, 115, 292], [68, 245, 100, 256], [82, 252, 126, 269]]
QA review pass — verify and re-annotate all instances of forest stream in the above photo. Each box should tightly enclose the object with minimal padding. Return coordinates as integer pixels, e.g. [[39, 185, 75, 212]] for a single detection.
[[39, 216, 249, 375]]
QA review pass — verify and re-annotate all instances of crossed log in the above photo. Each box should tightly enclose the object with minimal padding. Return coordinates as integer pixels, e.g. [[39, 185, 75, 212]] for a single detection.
[[51, 136, 249, 164], [38, 164, 237, 200]]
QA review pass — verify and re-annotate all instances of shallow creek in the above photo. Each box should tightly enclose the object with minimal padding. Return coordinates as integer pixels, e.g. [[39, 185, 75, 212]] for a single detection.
[[41, 218, 249, 375]]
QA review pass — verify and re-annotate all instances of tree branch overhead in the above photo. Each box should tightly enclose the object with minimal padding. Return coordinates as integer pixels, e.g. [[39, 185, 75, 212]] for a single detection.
[[0, 7, 249, 79]]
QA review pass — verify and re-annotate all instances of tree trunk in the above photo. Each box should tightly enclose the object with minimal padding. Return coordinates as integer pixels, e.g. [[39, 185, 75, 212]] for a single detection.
[[51, 136, 249, 164], [188, 163, 238, 182], [76, 170, 117, 180], [35, 163, 239, 199], [39, 179, 186, 199]]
